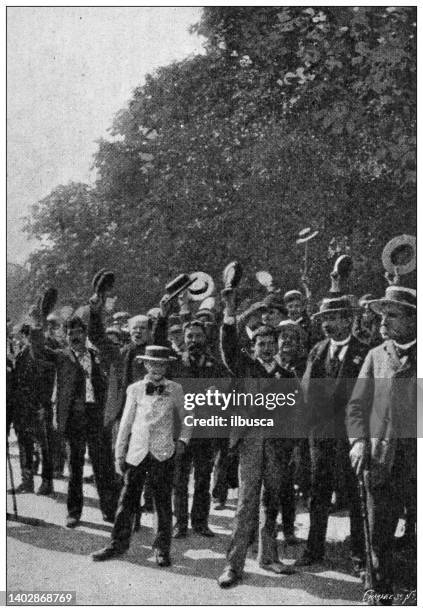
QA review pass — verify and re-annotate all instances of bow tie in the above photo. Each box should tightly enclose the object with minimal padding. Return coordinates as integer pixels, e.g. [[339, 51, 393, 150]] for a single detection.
[[146, 382, 165, 395]]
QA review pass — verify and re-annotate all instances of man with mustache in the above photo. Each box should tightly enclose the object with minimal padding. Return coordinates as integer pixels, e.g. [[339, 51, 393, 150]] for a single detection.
[[30, 312, 118, 527], [295, 296, 368, 574], [155, 305, 226, 538], [347, 286, 416, 598]]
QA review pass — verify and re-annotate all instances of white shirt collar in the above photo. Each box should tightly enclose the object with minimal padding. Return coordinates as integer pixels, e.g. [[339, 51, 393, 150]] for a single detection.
[[330, 335, 351, 348]]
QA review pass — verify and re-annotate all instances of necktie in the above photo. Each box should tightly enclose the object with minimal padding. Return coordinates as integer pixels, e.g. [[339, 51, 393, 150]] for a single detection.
[[146, 382, 165, 395], [328, 344, 342, 377]]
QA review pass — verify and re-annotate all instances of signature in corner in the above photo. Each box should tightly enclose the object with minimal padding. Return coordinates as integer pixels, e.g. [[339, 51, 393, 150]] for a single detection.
[[363, 589, 417, 606]]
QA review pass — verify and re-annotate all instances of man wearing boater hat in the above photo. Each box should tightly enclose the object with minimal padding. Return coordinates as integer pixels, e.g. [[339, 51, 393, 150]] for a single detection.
[[295, 295, 367, 572], [346, 286, 416, 598], [92, 346, 190, 566]]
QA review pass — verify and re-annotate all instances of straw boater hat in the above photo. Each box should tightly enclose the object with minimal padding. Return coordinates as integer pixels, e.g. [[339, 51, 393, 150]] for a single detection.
[[283, 290, 303, 304], [311, 295, 360, 320], [139, 346, 177, 362], [368, 286, 416, 315]]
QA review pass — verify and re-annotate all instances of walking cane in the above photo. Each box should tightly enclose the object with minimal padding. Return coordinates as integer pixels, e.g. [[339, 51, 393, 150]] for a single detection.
[[6, 438, 43, 527], [6, 440, 18, 519], [358, 474, 375, 590]]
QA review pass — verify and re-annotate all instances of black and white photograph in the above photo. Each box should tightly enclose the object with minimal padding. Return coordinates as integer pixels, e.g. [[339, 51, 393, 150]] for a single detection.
[[6, 4, 417, 606]]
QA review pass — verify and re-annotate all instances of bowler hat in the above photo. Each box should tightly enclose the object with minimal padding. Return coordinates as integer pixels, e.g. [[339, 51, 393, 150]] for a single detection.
[[368, 286, 416, 314], [312, 296, 359, 320], [138, 345, 177, 362]]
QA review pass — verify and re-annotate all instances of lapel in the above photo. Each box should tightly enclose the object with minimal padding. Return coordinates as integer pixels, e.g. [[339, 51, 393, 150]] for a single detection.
[[310, 339, 330, 377], [384, 339, 414, 376]]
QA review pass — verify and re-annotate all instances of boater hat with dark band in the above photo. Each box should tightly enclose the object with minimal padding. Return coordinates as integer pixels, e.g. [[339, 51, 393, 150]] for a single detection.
[[368, 286, 416, 314], [138, 345, 177, 362]]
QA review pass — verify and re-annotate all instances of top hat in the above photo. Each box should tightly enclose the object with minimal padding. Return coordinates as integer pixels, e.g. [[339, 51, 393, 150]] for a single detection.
[[312, 296, 359, 320], [92, 269, 115, 294], [165, 274, 195, 301], [40, 287, 58, 319], [223, 261, 243, 291], [138, 345, 177, 362], [368, 286, 416, 314]]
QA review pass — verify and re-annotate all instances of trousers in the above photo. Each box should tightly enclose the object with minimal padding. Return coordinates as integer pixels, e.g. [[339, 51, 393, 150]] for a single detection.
[[111, 453, 174, 554], [173, 438, 214, 529], [306, 438, 364, 560], [66, 403, 118, 519], [226, 438, 293, 573]]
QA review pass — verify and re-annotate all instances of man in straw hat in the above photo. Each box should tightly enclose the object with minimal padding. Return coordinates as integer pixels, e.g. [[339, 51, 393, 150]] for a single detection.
[[295, 295, 368, 573], [346, 285, 416, 598], [92, 345, 190, 567]]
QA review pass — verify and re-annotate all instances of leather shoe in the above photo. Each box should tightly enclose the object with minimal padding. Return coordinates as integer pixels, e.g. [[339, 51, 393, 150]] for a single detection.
[[37, 481, 54, 496], [193, 525, 215, 537], [92, 546, 124, 562], [66, 516, 80, 529], [155, 550, 171, 567], [294, 551, 323, 567], [173, 526, 187, 539], [259, 561, 295, 575], [218, 567, 241, 588], [14, 482, 34, 494], [102, 513, 115, 524]]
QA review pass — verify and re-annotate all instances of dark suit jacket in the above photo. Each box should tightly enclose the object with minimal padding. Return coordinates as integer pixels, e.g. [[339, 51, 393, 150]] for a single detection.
[[302, 335, 369, 439], [346, 339, 416, 477], [220, 322, 304, 446], [30, 328, 107, 434]]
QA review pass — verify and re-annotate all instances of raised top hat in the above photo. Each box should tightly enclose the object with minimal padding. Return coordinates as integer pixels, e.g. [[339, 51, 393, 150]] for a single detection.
[[368, 286, 416, 314], [312, 296, 359, 320], [40, 287, 58, 319], [138, 345, 177, 362], [223, 261, 243, 291], [165, 274, 194, 301], [92, 269, 115, 294], [283, 289, 303, 304]]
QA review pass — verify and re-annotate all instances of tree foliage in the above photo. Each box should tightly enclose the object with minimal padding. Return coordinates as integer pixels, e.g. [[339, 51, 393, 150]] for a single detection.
[[22, 7, 416, 315]]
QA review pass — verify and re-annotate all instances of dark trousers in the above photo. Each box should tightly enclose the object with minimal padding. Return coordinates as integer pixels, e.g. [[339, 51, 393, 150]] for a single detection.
[[211, 438, 238, 504], [111, 453, 174, 554], [66, 403, 118, 519], [17, 405, 53, 483], [365, 439, 416, 589], [307, 438, 364, 560], [173, 438, 214, 529], [280, 459, 296, 535]]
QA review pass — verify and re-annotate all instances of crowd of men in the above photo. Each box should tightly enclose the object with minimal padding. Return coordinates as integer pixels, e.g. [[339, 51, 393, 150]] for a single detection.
[[6, 263, 416, 602]]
